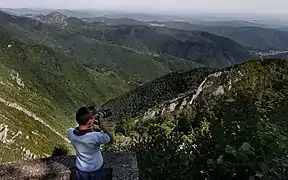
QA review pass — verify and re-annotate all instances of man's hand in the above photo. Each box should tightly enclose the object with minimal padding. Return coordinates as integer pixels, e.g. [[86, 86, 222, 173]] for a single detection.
[[98, 116, 114, 143], [98, 116, 105, 129]]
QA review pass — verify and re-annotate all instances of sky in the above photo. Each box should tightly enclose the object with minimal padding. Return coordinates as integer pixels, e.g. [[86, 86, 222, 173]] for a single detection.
[[1, 0, 288, 15]]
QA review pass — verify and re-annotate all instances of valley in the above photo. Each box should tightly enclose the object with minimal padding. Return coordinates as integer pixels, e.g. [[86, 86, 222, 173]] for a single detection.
[[0, 7, 288, 180]]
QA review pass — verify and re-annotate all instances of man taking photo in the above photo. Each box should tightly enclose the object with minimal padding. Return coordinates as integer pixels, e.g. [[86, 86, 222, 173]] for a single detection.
[[68, 106, 114, 180]]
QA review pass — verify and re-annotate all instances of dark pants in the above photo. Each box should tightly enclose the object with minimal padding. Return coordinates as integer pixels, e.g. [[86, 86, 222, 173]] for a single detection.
[[75, 165, 104, 180]]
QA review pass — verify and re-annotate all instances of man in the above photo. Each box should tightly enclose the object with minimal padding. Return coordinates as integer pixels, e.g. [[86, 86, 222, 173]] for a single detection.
[[68, 106, 114, 180]]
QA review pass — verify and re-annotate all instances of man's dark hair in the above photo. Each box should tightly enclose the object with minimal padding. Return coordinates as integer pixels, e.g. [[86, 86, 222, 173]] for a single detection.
[[76, 106, 95, 125]]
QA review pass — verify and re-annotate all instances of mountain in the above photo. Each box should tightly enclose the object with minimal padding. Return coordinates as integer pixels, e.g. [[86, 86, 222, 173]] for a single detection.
[[201, 26, 288, 51], [78, 24, 253, 68], [266, 52, 288, 59], [32, 12, 68, 25], [0, 11, 184, 86], [81, 17, 145, 26], [104, 59, 288, 179], [100, 13, 193, 22], [14, 11, 253, 68], [0, 8, 97, 18], [199, 20, 267, 27], [109, 59, 288, 122], [156, 21, 288, 51], [278, 26, 288, 31], [0, 28, 131, 163], [0, 10, 254, 79], [30, 11, 91, 27], [0, 8, 53, 16], [102, 67, 215, 121]]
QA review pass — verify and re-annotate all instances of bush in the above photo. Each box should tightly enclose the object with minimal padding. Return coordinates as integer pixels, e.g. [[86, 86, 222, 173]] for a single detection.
[[51, 144, 69, 156]]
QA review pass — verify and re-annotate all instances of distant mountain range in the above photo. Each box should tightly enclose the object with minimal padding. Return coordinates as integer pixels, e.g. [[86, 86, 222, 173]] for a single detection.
[[1, 10, 254, 69], [136, 21, 288, 51], [16, 10, 288, 52]]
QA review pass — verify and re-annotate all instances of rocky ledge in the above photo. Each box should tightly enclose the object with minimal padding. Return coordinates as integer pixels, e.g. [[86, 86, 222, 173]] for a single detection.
[[0, 152, 138, 180]]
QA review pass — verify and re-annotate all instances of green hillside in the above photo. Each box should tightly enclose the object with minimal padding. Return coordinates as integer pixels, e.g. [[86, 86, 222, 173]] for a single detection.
[[0, 28, 129, 162], [102, 67, 216, 121]]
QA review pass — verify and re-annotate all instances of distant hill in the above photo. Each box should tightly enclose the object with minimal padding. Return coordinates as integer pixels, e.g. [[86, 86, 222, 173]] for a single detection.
[[201, 26, 288, 51], [156, 21, 288, 51], [81, 17, 145, 26], [278, 26, 288, 31], [266, 52, 288, 59], [197, 20, 266, 27], [0, 8, 53, 16], [101, 13, 194, 22], [78, 24, 253, 68], [32, 12, 68, 25], [0, 8, 96, 18], [102, 67, 215, 121]]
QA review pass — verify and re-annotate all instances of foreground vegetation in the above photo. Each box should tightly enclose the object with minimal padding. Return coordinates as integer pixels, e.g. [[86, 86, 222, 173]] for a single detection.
[[116, 59, 288, 179]]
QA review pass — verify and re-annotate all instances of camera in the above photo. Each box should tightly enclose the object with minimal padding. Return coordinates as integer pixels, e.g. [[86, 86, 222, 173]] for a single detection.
[[88, 105, 112, 119], [95, 109, 112, 119]]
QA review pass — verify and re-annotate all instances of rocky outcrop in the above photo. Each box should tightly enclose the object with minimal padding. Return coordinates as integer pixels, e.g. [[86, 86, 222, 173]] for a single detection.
[[142, 70, 241, 119], [33, 12, 68, 26], [0, 124, 8, 142], [0, 152, 138, 180]]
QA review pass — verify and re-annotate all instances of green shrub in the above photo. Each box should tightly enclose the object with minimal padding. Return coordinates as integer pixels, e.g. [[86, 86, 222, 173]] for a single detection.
[[51, 144, 70, 156]]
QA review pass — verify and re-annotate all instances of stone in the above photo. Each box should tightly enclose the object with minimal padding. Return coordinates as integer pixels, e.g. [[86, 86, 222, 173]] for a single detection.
[[0, 124, 8, 142], [168, 103, 177, 112], [0, 152, 139, 180], [214, 86, 225, 96]]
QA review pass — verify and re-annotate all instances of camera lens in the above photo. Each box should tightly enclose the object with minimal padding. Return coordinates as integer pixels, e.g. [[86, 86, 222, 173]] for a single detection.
[[96, 109, 112, 118]]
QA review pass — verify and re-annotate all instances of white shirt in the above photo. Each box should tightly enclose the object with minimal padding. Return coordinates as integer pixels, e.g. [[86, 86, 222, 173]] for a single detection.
[[67, 128, 111, 172]]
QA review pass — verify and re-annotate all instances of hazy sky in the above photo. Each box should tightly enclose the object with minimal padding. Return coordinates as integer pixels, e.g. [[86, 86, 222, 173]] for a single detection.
[[1, 0, 288, 15]]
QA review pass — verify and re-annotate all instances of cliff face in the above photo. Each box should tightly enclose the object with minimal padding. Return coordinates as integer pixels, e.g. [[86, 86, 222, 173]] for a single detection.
[[142, 70, 241, 120], [104, 65, 241, 123], [0, 152, 139, 180]]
